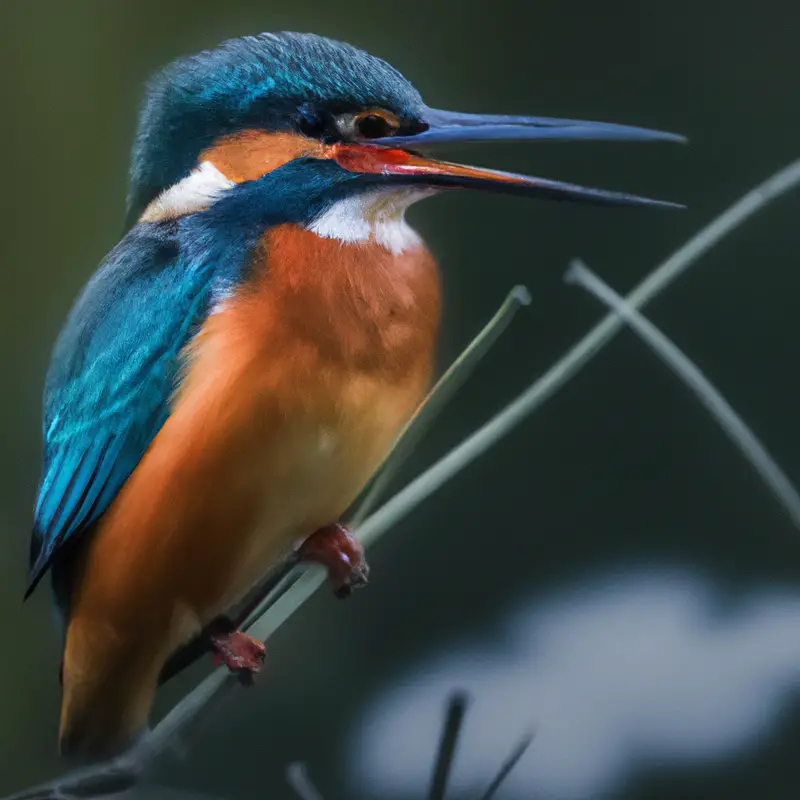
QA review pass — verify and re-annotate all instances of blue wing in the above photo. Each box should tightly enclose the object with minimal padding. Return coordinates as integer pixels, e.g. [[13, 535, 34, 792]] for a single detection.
[[27, 222, 218, 596], [27, 159, 362, 599]]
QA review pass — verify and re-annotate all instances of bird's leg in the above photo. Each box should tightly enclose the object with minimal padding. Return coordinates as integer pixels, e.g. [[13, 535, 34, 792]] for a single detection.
[[297, 523, 369, 599], [208, 617, 266, 686]]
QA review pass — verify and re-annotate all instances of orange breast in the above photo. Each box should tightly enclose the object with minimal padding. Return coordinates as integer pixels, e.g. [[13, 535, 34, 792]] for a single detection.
[[68, 224, 441, 641]]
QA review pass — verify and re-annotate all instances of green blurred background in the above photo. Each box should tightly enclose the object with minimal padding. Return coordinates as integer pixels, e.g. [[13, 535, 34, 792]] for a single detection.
[[3, 1, 800, 798]]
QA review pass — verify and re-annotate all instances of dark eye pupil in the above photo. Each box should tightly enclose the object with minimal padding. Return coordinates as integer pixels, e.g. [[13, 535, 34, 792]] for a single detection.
[[357, 114, 393, 139]]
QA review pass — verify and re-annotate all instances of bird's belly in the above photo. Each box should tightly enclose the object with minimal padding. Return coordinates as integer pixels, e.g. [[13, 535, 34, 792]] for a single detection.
[[73, 228, 440, 649], [222, 380, 416, 606], [169, 228, 441, 616], [69, 364, 427, 672]]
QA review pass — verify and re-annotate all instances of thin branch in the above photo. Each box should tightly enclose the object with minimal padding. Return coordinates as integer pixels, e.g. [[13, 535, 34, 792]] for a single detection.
[[439, 158, 800, 450], [341, 161, 800, 551], [232, 284, 531, 639], [566, 260, 800, 527], [475, 731, 535, 800], [238, 284, 532, 632], [7, 158, 800, 800], [428, 692, 469, 800], [352, 285, 531, 527]]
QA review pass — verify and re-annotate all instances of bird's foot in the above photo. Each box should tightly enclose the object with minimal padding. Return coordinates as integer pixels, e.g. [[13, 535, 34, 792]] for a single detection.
[[210, 628, 266, 685], [298, 523, 369, 598]]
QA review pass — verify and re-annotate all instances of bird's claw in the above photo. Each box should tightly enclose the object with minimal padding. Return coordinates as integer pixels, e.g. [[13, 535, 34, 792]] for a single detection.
[[210, 629, 266, 685], [298, 523, 369, 599]]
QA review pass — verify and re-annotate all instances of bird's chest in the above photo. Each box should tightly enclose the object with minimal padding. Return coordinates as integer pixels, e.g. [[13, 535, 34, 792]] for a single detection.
[[178, 224, 441, 583]]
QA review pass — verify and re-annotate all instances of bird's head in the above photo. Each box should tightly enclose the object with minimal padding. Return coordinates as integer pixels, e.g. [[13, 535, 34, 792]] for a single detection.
[[129, 32, 683, 230]]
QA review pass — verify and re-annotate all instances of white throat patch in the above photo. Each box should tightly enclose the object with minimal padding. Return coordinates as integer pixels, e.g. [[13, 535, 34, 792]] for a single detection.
[[306, 188, 433, 255], [139, 165, 431, 256], [139, 161, 234, 223]]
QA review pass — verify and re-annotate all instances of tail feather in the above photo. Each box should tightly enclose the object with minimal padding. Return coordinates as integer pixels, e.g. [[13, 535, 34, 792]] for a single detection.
[[59, 615, 164, 760]]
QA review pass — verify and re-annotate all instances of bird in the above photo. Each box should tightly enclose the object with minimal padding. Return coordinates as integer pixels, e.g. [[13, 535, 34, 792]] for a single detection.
[[25, 31, 683, 761]]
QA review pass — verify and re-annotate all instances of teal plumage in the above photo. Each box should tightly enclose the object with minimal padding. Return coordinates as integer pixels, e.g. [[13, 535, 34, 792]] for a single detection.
[[126, 32, 424, 224], [30, 160, 368, 599], [30, 32, 429, 592]]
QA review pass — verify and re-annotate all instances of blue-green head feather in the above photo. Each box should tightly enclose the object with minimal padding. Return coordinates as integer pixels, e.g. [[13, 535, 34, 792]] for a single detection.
[[127, 32, 425, 224]]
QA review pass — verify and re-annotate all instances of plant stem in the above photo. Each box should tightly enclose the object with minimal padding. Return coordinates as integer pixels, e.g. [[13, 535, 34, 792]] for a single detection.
[[566, 259, 800, 527]]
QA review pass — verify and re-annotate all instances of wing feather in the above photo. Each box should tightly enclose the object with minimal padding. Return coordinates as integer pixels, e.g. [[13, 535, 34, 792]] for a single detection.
[[26, 163, 322, 598], [26, 223, 213, 596]]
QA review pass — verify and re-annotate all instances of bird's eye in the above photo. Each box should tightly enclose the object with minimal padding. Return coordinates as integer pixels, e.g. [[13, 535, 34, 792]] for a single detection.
[[355, 113, 395, 139], [352, 109, 400, 139], [332, 109, 402, 142]]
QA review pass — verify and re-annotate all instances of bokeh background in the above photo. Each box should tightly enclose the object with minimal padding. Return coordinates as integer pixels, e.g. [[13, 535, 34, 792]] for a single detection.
[[2, 1, 800, 797]]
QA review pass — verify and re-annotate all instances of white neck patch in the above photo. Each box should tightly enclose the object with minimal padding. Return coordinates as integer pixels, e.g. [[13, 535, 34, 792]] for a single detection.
[[307, 188, 434, 255], [139, 161, 234, 223], [139, 165, 431, 256]]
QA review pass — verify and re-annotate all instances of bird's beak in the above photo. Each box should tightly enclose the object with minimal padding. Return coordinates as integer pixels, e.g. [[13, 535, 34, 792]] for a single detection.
[[333, 107, 685, 209]]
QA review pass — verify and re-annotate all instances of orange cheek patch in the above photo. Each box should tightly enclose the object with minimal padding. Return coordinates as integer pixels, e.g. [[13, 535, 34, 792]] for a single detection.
[[200, 130, 332, 183]]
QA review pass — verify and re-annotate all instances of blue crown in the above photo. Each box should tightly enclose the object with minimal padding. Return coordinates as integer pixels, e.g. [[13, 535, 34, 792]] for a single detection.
[[126, 32, 425, 223]]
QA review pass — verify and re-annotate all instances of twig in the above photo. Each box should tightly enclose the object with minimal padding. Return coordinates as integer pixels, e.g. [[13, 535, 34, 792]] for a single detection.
[[238, 284, 532, 632], [454, 159, 800, 444], [428, 692, 469, 800], [475, 731, 535, 800], [7, 157, 800, 800], [283, 690, 531, 800], [352, 285, 531, 527], [566, 260, 800, 527]]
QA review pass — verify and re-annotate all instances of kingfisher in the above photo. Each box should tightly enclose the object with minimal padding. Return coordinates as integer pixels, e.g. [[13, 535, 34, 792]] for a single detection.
[[26, 31, 682, 761]]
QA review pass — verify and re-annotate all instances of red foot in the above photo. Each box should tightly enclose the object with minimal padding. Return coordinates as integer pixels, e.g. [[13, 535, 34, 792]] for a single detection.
[[298, 523, 369, 598], [210, 630, 266, 685]]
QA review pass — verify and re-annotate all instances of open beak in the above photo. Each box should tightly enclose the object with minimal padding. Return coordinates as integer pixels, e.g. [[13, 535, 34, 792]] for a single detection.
[[333, 107, 685, 209]]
